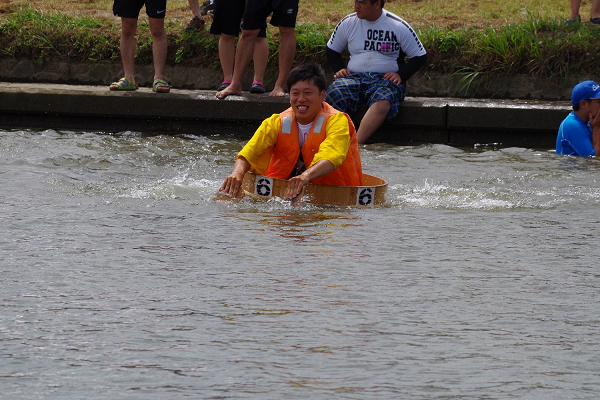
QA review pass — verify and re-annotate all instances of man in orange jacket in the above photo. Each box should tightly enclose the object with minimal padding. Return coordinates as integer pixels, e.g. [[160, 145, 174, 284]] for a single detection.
[[220, 63, 363, 200]]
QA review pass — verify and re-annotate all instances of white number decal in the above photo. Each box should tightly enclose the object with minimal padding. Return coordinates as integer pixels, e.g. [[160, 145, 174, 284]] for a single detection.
[[357, 187, 374, 206], [255, 176, 273, 197]]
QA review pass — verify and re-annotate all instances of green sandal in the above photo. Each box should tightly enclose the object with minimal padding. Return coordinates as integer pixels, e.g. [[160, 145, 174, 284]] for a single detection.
[[152, 79, 171, 93], [109, 77, 138, 91]]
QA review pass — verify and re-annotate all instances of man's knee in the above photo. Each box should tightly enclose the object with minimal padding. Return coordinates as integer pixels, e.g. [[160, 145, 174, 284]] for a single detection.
[[121, 18, 137, 38], [149, 19, 166, 39], [370, 99, 391, 113], [279, 26, 295, 38], [150, 29, 166, 40], [240, 29, 261, 40], [220, 34, 235, 44]]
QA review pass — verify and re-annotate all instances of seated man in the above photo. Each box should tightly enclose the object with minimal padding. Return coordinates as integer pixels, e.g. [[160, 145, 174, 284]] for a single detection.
[[556, 80, 600, 157], [325, 0, 427, 143], [219, 63, 363, 200]]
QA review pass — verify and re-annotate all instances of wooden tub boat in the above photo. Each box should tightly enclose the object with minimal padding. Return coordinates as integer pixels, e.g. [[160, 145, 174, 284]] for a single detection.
[[239, 171, 387, 207]]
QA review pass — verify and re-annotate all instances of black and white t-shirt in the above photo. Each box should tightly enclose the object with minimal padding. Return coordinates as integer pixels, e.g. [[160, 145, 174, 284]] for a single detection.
[[327, 9, 426, 73]]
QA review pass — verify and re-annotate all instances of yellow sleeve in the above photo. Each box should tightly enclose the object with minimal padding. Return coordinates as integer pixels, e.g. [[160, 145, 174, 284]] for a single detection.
[[237, 114, 281, 174], [309, 113, 351, 169]]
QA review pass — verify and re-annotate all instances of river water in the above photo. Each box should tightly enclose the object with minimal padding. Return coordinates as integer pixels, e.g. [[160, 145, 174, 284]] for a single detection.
[[2, 128, 600, 399]]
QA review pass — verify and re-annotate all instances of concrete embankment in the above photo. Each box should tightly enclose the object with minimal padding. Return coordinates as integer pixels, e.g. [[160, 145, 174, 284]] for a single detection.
[[0, 82, 570, 148]]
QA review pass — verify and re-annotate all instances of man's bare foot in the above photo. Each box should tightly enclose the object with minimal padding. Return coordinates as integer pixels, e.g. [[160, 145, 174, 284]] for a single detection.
[[216, 85, 242, 99], [269, 86, 287, 97]]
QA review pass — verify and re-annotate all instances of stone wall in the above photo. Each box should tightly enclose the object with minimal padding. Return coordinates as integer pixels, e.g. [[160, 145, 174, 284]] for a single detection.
[[0, 58, 256, 90], [0, 58, 582, 100]]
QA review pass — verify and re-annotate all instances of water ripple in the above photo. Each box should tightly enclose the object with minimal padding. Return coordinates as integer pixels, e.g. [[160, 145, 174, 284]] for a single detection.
[[2, 129, 600, 399]]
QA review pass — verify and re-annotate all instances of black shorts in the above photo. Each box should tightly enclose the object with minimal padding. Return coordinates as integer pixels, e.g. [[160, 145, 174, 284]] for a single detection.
[[113, 0, 167, 19], [209, 0, 266, 37], [242, 0, 298, 30]]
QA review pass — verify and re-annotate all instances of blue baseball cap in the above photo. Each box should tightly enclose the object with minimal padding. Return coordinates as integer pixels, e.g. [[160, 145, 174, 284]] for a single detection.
[[571, 80, 600, 105]]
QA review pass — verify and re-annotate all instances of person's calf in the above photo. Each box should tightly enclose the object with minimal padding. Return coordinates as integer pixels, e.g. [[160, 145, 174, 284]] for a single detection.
[[356, 100, 391, 144]]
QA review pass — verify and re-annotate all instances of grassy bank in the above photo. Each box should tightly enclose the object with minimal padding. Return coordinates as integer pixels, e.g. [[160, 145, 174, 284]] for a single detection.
[[2, 0, 600, 96]]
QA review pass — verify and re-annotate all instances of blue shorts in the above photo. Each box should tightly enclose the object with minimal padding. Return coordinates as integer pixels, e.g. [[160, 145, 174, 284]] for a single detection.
[[325, 72, 406, 121], [113, 0, 167, 19]]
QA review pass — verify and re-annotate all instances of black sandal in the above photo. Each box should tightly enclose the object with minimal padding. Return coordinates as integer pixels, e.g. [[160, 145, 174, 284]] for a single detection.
[[250, 81, 265, 94], [218, 81, 231, 91]]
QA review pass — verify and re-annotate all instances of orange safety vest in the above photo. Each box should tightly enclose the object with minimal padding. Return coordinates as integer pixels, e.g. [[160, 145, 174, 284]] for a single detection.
[[264, 102, 363, 186]]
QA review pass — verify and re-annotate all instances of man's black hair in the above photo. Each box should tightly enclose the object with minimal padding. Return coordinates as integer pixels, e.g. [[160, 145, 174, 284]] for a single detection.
[[369, 0, 385, 7], [286, 62, 327, 92]]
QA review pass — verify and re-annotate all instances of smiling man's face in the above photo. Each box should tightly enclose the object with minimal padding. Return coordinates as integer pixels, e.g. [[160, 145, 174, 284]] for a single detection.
[[290, 79, 325, 125]]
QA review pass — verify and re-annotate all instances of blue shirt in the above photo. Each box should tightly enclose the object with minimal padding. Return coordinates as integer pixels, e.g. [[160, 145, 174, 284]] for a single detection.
[[556, 112, 596, 157]]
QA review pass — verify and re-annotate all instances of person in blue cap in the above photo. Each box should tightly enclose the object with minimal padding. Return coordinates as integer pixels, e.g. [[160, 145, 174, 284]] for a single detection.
[[556, 80, 600, 157]]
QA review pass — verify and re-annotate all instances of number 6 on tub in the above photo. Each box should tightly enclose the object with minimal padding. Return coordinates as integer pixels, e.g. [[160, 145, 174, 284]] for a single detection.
[[256, 176, 273, 197], [357, 187, 374, 206]]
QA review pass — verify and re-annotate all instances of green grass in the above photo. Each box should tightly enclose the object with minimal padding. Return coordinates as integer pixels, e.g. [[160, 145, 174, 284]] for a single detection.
[[1, 3, 119, 64], [418, 14, 600, 95], [2, 1, 600, 96]]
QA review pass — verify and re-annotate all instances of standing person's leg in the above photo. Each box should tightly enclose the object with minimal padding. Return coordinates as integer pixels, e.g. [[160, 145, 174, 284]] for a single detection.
[[219, 34, 267, 93], [146, 0, 170, 93], [591, 0, 600, 22], [568, 0, 582, 21], [218, 34, 236, 85], [270, 26, 295, 97], [110, 0, 143, 90], [215, 29, 260, 98], [267, 0, 298, 97], [252, 36, 269, 87], [149, 17, 167, 82], [249, 26, 269, 93], [216, 0, 267, 99], [211, 0, 244, 90], [115, 18, 138, 87]]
